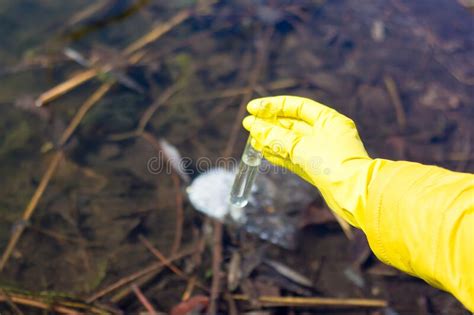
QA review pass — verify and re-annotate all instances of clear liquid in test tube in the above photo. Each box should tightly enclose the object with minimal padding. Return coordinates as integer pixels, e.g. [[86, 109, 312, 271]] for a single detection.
[[229, 136, 263, 208]]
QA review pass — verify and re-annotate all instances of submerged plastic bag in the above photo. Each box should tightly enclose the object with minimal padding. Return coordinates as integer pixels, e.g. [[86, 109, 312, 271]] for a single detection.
[[186, 161, 316, 249]]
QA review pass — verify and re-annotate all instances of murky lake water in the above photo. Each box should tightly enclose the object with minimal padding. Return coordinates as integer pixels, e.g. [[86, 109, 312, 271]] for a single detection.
[[0, 0, 472, 313]]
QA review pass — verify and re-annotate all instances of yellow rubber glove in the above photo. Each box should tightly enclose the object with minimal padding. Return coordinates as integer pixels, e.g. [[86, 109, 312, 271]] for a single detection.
[[243, 96, 474, 311]]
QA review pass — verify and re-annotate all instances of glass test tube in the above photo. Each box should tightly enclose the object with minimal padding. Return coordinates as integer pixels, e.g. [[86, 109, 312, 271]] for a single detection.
[[229, 136, 263, 208]]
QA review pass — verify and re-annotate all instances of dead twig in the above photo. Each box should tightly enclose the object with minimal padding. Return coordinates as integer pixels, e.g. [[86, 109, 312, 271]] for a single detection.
[[87, 246, 196, 303], [67, 0, 112, 26], [137, 84, 181, 134], [0, 295, 79, 315], [0, 81, 112, 270], [0, 289, 25, 315], [36, 8, 190, 107], [182, 78, 298, 104], [108, 84, 180, 141], [173, 79, 299, 144], [110, 269, 162, 303], [181, 276, 197, 301], [140, 131, 187, 258], [0, 151, 64, 271], [108, 130, 139, 142], [131, 284, 159, 315], [139, 235, 187, 279], [334, 214, 354, 240], [0, 290, 109, 315], [58, 81, 114, 146], [28, 224, 99, 246], [170, 173, 184, 256], [35, 69, 98, 106], [455, 133, 471, 172], [383, 75, 407, 130], [191, 224, 207, 270], [138, 235, 209, 292], [224, 293, 239, 315], [231, 295, 387, 309], [208, 221, 223, 315], [110, 79, 296, 142], [124, 9, 191, 55]]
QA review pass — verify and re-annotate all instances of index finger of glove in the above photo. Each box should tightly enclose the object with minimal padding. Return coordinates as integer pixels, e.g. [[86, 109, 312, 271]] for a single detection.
[[243, 115, 301, 159], [277, 117, 314, 135], [247, 96, 335, 126]]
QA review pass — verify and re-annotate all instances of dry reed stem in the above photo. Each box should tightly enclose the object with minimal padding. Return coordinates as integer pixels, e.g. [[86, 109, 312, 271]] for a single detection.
[[0, 289, 25, 315], [138, 235, 209, 292], [181, 277, 197, 301], [140, 132, 162, 151], [139, 235, 187, 279], [110, 270, 162, 303], [207, 221, 223, 315], [139, 130, 184, 257], [0, 296, 79, 315], [0, 292, 108, 315], [231, 295, 387, 308], [67, 0, 111, 26], [28, 225, 97, 246], [0, 150, 64, 271], [0, 82, 112, 270], [87, 246, 196, 302], [224, 293, 239, 315], [178, 78, 298, 104], [36, 8, 190, 107], [383, 75, 407, 129], [131, 284, 159, 315], [59, 82, 114, 146], [170, 173, 184, 256], [36, 68, 98, 107], [111, 79, 292, 142], [108, 131, 139, 141], [455, 133, 471, 172], [124, 9, 191, 55], [334, 214, 354, 240], [106, 81, 179, 141], [137, 84, 180, 134]]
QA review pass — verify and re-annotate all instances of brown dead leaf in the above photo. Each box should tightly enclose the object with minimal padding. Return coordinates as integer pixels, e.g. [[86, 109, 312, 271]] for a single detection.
[[170, 295, 209, 315]]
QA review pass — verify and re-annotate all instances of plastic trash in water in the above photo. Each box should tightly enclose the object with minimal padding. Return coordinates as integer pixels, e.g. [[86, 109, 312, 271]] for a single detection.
[[229, 136, 263, 208], [187, 161, 316, 249], [186, 168, 245, 223]]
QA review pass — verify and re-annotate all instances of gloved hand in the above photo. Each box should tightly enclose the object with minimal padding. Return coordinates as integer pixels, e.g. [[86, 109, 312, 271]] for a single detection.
[[242, 95, 372, 226], [242, 95, 474, 311]]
